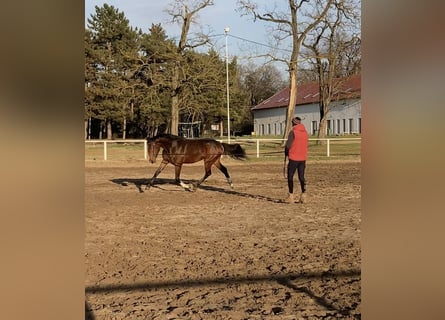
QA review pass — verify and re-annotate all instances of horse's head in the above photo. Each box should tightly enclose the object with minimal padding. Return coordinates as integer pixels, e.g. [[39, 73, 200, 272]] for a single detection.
[[146, 138, 161, 164]]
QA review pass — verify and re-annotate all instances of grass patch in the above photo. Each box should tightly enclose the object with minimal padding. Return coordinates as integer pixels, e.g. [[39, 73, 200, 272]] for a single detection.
[[85, 138, 360, 161]]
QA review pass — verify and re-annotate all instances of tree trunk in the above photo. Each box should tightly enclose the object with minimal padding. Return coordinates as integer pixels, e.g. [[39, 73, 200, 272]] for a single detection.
[[317, 97, 328, 145], [171, 96, 179, 135], [170, 63, 180, 135], [88, 117, 92, 140], [122, 116, 127, 140], [191, 111, 196, 138], [107, 119, 112, 140], [285, 68, 298, 137], [99, 122, 103, 140], [318, 117, 328, 145], [282, 61, 299, 146], [220, 119, 223, 137]]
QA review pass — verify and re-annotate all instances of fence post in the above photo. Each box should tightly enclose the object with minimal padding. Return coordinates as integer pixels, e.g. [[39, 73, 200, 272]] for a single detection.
[[256, 139, 260, 158], [103, 141, 107, 160], [327, 139, 330, 157]]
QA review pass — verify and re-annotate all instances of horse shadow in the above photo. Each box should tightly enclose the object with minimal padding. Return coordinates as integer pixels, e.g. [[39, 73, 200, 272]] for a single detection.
[[110, 178, 285, 203], [111, 178, 189, 193]]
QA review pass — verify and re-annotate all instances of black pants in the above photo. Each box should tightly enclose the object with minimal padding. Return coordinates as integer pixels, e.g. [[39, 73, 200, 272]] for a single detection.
[[287, 160, 306, 194]]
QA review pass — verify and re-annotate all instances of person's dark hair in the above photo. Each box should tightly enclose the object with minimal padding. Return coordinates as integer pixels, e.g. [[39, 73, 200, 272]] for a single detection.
[[292, 117, 301, 125]]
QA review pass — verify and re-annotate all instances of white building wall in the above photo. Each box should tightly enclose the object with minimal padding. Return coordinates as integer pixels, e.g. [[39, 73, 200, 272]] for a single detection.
[[253, 98, 361, 136]]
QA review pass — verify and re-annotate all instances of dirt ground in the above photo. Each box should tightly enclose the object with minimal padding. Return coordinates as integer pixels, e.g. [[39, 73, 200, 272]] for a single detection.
[[85, 158, 361, 319]]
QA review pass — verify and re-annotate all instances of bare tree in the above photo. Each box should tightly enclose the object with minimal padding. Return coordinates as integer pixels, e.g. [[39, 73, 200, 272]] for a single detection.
[[165, 0, 214, 135], [240, 62, 287, 106], [303, 0, 360, 142], [237, 0, 333, 142]]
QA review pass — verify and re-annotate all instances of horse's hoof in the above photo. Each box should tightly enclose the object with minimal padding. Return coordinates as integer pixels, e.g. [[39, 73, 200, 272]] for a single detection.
[[182, 184, 193, 192]]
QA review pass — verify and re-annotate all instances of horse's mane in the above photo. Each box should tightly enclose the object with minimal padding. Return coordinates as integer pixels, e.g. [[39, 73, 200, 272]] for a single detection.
[[147, 133, 184, 141]]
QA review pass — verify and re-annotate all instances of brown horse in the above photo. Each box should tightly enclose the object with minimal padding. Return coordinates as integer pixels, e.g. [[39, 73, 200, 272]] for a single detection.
[[146, 134, 246, 191]]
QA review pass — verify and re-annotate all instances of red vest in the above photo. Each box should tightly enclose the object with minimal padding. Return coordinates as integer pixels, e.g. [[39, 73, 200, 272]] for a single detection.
[[289, 124, 308, 160]]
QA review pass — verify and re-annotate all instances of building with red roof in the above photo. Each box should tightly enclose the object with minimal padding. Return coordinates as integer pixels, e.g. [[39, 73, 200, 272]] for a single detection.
[[251, 74, 361, 136]]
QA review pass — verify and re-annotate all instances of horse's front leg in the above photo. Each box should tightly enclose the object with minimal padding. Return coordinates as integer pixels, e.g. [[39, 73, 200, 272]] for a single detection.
[[175, 164, 193, 191], [146, 161, 168, 190]]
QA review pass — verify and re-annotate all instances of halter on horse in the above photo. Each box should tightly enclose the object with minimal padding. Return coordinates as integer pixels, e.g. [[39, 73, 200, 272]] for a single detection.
[[146, 134, 246, 191]]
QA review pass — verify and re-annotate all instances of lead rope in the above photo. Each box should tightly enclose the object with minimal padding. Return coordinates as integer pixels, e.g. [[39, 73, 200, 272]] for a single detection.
[[283, 155, 287, 179]]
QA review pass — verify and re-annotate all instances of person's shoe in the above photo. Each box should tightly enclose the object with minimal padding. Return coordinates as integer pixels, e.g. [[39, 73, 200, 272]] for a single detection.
[[299, 192, 306, 204], [285, 193, 295, 203]]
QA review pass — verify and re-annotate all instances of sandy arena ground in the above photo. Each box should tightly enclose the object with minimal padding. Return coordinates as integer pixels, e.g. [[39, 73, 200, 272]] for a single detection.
[[85, 158, 361, 319]]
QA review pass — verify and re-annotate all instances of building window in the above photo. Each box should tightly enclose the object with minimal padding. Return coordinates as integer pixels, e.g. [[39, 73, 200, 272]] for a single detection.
[[358, 118, 361, 133], [311, 121, 318, 135], [267, 124, 271, 135], [349, 118, 353, 133], [342, 119, 346, 134], [327, 120, 331, 135], [261, 124, 264, 135], [337, 119, 341, 134]]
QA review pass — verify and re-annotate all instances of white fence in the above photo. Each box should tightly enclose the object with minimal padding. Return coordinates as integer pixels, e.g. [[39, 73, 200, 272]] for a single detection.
[[85, 138, 361, 160], [85, 139, 147, 161]]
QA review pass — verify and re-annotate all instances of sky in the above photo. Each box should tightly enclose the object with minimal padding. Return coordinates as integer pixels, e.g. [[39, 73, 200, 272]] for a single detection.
[[85, 0, 291, 73]]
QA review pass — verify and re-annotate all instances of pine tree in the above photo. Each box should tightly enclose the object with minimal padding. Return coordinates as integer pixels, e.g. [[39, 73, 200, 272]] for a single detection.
[[86, 4, 138, 139]]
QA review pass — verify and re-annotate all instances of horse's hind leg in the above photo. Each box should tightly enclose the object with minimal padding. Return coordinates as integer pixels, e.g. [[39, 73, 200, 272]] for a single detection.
[[191, 162, 212, 191], [146, 161, 168, 190], [213, 158, 233, 188]]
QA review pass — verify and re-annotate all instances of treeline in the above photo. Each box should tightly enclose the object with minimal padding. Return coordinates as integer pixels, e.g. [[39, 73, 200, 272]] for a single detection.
[[85, 4, 287, 139]]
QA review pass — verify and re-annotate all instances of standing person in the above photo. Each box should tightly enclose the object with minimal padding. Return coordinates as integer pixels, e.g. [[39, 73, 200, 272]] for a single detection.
[[284, 117, 309, 203]]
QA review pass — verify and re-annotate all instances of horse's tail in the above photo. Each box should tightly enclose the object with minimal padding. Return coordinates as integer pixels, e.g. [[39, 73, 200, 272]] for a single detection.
[[222, 143, 247, 160]]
